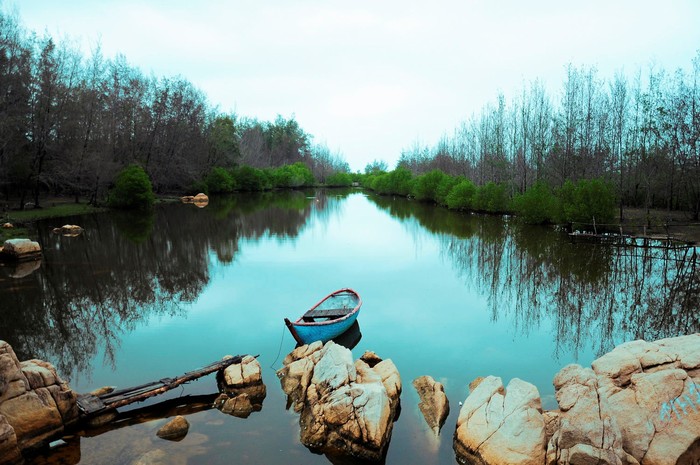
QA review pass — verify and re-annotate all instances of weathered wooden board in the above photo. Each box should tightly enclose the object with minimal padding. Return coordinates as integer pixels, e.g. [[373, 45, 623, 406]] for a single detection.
[[77, 356, 245, 417]]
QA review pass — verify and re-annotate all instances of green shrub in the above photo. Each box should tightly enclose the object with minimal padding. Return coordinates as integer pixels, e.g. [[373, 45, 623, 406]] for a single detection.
[[435, 175, 461, 206], [511, 181, 556, 224], [474, 182, 509, 213], [206, 167, 236, 193], [234, 165, 267, 191], [385, 168, 413, 196], [325, 172, 353, 187], [372, 172, 390, 193], [446, 179, 477, 210], [361, 173, 377, 189], [271, 162, 315, 188], [107, 165, 155, 209], [412, 170, 450, 202], [555, 178, 616, 224], [187, 180, 209, 195]]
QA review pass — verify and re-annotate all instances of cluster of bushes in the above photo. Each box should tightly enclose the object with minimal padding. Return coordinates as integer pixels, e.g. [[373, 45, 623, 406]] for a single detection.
[[325, 172, 355, 187], [107, 165, 156, 209], [363, 169, 616, 225], [107, 162, 322, 210], [199, 162, 317, 194]]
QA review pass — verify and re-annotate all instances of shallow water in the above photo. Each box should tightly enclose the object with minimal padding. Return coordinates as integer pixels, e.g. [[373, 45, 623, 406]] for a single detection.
[[1, 189, 697, 464]]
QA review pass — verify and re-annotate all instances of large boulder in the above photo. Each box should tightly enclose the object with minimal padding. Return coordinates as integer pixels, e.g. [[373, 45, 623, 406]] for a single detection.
[[214, 355, 266, 418], [454, 376, 546, 465], [0, 341, 78, 460], [413, 375, 449, 435], [545, 364, 633, 465], [277, 341, 401, 462], [1, 239, 41, 261], [546, 334, 700, 465], [454, 334, 700, 465], [0, 415, 21, 464]]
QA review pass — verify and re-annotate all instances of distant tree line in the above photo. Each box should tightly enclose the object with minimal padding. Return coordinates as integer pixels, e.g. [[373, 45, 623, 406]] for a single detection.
[[363, 167, 616, 225], [394, 57, 700, 220], [0, 10, 349, 209]]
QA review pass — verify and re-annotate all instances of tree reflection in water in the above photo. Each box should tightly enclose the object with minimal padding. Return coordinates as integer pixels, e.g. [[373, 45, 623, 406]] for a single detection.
[[368, 194, 700, 357], [0, 190, 352, 381]]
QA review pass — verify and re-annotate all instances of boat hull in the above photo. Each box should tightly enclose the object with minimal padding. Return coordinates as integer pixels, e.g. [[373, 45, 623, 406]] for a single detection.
[[286, 310, 360, 345], [285, 288, 362, 345]]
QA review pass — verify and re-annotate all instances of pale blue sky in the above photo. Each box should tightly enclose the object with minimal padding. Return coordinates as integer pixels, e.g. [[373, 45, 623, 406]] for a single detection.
[[10, 0, 700, 171]]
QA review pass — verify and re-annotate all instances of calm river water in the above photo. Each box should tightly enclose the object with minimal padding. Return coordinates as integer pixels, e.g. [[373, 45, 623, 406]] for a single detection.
[[1, 189, 698, 464]]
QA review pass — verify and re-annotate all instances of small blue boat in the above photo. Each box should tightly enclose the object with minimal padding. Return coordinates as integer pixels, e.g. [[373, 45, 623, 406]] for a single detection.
[[284, 288, 362, 345]]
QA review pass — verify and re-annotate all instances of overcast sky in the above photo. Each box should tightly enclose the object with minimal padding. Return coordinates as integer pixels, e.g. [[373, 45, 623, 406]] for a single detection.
[[10, 1, 700, 171]]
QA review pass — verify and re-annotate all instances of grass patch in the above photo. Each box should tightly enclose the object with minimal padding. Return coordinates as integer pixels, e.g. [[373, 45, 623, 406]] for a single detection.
[[1, 226, 29, 242], [1, 202, 105, 242], [4, 203, 105, 223]]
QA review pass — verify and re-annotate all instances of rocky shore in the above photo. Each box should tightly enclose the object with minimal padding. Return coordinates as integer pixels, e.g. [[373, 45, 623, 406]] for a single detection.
[[0, 341, 78, 463], [277, 341, 402, 462], [1, 334, 698, 464], [454, 333, 700, 465]]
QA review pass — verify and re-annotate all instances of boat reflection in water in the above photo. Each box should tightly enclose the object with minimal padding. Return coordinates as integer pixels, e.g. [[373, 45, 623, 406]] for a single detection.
[[331, 321, 362, 350]]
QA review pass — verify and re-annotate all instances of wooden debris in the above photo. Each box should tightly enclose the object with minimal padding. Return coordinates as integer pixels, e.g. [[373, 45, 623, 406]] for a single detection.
[[76, 356, 245, 418]]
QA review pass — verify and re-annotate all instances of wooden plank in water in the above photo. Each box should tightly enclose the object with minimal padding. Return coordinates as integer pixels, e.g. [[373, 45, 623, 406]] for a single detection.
[[77, 355, 246, 417]]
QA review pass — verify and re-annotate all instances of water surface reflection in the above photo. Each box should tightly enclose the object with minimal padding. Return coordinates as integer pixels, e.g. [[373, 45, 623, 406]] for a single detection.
[[0, 190, 697, 465]]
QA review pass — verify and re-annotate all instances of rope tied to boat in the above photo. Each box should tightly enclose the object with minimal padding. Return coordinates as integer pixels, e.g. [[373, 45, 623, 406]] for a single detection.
[[269, 321, 287, 369]]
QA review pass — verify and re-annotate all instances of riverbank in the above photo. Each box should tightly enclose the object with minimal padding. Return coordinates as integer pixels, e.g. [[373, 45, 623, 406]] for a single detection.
[[1, 200, 105, 241], [619, 207, 700, 244]]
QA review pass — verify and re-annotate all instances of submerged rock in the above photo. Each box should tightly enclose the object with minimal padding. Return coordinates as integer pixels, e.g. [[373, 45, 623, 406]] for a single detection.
[[214, 355, 266, 418], [412, 375, 449, 435], [277, 341, 401, 462], [156, 415, 189, 441], [181, 193, 208, 208], [52, 224, 83, 236], [453, 334, 700, 465]]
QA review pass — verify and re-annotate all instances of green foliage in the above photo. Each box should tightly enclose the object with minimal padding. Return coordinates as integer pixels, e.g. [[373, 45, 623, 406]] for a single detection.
[[511, 181, 557, 224], [364, 159, 388, 174], [207, 115, 240, 166], [474, 182, 509, 213], [187, 180, 209, 196], [369, 168, 414, 196], [325, 172, 353, 187], [412, 170, 451, 202], [554, 180, 576, 223], [435, 176, 462, 206], [206, 167, 236, 193], [446, 180, 477, 210], [361, 173, 378, 189], [234, 166, 268, 191], [107, 165, 155, 209], [270, 162, 315, 188], [557, 178, 616, 224]]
